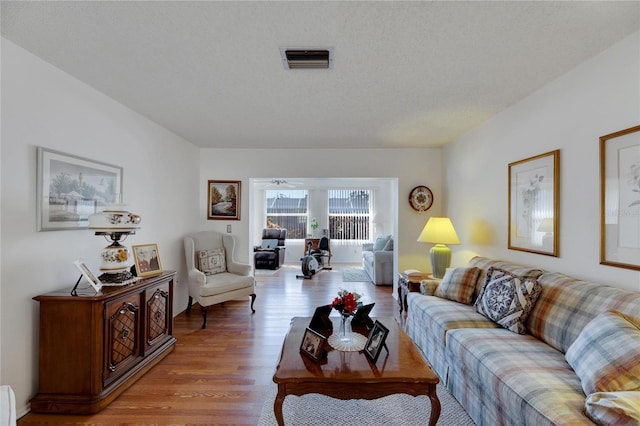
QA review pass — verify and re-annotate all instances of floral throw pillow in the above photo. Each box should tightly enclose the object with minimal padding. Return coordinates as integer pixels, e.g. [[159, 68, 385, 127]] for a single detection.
[[474, 267, 542, 334], [198, 248, 226, 275]]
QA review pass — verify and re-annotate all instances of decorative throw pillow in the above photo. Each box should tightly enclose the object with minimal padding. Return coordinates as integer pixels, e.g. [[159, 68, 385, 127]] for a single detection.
[[585, 391, 640, 426], [474, 267, 542, 334], [435, 267, 481, 305], [198, 248, 226, 275], [565, 311, 640, 396], [373, 235, 391, 251], [383, 238, 394, 251]]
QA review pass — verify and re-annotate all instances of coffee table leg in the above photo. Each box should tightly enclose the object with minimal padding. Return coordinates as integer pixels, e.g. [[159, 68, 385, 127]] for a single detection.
[[274, 386, 286, 426], [428, 386, 441, 426]]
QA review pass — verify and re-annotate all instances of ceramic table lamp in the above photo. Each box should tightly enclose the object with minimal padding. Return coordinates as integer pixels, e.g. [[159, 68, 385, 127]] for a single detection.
[[417, 217, 460, 279]]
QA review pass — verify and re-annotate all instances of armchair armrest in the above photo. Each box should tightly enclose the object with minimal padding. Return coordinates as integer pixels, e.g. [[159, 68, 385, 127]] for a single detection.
[[187, 267, 206, 286], [227, 260, 251, 276]]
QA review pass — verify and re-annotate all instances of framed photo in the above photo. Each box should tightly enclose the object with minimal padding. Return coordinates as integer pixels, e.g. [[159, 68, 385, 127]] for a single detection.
[[508, 150, 560, 256], [37, 147, 123, 231], [74, 259, 102, 292], [132, 244, 163, 277], [309, 304, 333, 332], [300, 327, 326, 362], [600, 125, 640, 271], [207, 180, 241, 220], [364, 320, 389, 363]]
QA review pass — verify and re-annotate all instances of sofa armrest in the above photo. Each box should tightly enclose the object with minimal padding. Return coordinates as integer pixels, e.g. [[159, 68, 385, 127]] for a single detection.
[[362, 243, 374, 252], [373, 250, 393, 263]]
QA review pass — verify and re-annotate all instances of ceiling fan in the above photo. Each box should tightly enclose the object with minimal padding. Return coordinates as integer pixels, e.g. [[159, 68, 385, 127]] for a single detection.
[[256, 179, 302, 188]]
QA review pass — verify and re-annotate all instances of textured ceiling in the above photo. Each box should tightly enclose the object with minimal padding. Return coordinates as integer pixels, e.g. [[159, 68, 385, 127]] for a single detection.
[[2, 1, 639, 149]]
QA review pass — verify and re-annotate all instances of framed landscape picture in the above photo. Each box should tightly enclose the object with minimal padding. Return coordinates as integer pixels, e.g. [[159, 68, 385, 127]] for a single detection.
[[207, 180, 241, 220], [37, 147, 123, 231], [600, 125, 640, 271], [508, 150, 560, 256]]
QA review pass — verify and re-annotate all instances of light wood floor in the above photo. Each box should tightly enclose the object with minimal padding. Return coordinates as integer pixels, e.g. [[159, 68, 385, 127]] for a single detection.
[[19, 264, 398, 425]]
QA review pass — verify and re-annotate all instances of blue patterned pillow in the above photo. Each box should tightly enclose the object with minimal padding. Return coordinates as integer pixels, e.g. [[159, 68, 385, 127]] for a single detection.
[[474, 267, 542, 334]]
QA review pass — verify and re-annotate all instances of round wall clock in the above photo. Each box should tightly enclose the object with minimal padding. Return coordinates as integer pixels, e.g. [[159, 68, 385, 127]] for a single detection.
[[409, 186, 434, 212]]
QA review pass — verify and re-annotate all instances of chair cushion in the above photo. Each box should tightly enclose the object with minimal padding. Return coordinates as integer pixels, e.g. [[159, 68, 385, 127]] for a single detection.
[[435, 267, 481, 304], [200, 272, 254, 297], [198, 248, 226, 275], [261, 239, 279, 249], [585, 391, 640, 426], [474, 267, 542, 334], [565, 311, 640, 395]]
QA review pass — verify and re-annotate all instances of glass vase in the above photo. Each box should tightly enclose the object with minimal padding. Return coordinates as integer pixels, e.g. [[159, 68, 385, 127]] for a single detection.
[[338, 312, 353, 343]]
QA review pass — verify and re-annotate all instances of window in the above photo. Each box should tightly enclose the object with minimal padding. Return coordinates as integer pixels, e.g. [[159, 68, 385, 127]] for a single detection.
[[328, 189, 371, 241], [265, 190, 308, 239]]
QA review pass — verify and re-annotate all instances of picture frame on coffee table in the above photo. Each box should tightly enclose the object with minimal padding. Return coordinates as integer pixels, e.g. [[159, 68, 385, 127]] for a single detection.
[[207, 180, 241, 220], [364, 320, 389, 363], [132, 243, 163, 277], [37, 147, 123, 231], [300, 327, 326, 362], [508, 150, 560, 257], [600, 125, 640, 271]]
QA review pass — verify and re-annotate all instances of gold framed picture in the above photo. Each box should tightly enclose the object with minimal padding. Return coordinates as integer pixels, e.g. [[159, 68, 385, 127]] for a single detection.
[[132, 243, 163, 277]]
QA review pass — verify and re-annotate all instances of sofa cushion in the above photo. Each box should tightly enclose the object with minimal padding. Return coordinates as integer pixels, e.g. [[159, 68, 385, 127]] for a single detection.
[[198, 248, 226, 275], [585, 391, 640, 426], [373, 235, 391, 251], [435, 267, 481, 305], [475, 267, 542, 334], [383, 238, 394, 251], [565, 311, 640, 395], [446, 328, 589, 426], [526, 272, 640, 353]]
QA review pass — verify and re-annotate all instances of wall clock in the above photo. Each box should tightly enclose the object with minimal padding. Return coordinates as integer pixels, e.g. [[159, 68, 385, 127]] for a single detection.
[[409, 186, 433, 212]]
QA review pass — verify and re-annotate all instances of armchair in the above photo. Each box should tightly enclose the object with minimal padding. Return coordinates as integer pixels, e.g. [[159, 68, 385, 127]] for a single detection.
[[254, 228, 287, 269], [184, 231, 256, 328]]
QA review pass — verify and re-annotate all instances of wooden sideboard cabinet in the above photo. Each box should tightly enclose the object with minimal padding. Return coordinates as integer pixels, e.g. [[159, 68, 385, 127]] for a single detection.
[[31, 271, 176, 414]]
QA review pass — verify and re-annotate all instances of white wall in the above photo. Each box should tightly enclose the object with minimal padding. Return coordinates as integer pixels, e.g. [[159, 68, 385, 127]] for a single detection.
[[198, 148, 443, 273], [443, 31, 640, 292], [1, 39, 200, 416]]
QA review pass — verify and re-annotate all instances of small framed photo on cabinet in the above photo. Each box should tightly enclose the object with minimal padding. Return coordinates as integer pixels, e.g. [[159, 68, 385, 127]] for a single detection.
[[300, 327, 326, 362]]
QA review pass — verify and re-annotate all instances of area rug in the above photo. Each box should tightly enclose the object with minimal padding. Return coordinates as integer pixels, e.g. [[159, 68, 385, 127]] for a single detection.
[[257, 382, 475, 425], [341, 268, 371, 282]]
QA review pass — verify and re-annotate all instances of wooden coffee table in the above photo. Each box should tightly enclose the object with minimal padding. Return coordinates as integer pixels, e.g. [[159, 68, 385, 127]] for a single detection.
[[272, 317, 440, 426]]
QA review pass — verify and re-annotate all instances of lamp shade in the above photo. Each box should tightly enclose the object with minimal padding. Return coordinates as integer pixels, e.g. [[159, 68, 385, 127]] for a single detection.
[[537, 218, 554, 233], [417, 217, 460, 245]]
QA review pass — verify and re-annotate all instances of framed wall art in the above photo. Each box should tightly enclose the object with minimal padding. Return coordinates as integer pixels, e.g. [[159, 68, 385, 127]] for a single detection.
[[207, 180, 241, 220], [37, 147, 123, 231], [600, 125, 640, 271], [132, 243, 163, 277], [508, 150, 560, 256]]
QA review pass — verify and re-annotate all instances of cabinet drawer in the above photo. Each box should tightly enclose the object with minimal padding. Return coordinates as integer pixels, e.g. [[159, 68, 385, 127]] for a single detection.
[[104, 294, 141, 384]]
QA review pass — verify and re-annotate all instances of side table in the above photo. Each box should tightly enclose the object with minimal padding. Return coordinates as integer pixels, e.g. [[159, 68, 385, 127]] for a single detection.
[[398, 272, 431, 313]]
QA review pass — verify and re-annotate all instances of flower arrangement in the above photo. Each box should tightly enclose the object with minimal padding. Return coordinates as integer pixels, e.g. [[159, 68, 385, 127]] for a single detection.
[[331, 289, 362, 315], [310, 217, 319, 231]]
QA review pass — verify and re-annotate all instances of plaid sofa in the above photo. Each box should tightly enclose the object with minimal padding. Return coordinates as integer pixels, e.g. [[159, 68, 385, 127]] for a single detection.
[[405, 256, 640, 426]]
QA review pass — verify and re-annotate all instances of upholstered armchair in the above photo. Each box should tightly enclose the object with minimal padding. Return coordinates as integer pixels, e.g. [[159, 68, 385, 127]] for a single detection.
[[254, 228, 287, 269], [184, 231, 256, 328]]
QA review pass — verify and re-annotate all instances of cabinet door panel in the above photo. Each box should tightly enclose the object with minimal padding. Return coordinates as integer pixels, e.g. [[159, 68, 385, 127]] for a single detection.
[[145, 283, 170, 352], [104, 295, 141, 384]]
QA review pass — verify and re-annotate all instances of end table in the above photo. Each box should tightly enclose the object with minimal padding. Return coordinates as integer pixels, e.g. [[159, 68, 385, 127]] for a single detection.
[[398, 272, 432, 313]]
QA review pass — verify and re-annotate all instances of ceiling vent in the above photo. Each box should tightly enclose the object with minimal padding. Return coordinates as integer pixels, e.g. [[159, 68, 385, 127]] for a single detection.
[[280, 48, 333, 70]]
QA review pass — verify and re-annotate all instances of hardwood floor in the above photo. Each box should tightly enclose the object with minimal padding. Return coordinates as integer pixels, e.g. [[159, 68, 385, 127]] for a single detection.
[[19, 264, 397, 425]]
